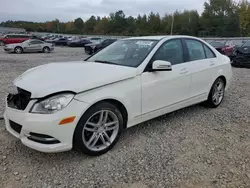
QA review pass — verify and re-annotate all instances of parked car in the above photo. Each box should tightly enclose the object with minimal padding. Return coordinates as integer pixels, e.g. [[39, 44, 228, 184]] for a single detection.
[[67, 38, 91, 47], [231, 40, 250, 67], [0, 34, 31, 46], [4, 39, 54, 54], [88, 37, 102, 43], [4, 35, 232, 156], [209, 40, 235, 60], [53, 38, 68, 46], [45, 37, 61, 43], [84, 39, 117, 55]]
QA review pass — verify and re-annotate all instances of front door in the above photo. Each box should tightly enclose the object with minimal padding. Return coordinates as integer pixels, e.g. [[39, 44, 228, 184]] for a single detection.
[[141, 39, 191, 114], [26, 41, 43, 52]]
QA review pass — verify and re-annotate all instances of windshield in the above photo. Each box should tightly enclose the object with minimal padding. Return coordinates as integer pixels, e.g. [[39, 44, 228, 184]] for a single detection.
[[210, 41, 225, 47], [242, 41, 250, 47], [86, 39, 158, 67]]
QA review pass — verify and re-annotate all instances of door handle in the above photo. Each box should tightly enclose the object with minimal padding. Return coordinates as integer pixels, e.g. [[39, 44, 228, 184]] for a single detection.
[[180, 68, 188, 74], [210, 61, 215, 66]]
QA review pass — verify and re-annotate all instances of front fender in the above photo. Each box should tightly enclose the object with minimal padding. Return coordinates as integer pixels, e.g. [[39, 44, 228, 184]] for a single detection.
[[74, 76, 142, 125]]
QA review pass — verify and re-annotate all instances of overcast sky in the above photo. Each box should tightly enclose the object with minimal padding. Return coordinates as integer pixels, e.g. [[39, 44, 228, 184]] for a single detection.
[[0, 0, 207, 22]]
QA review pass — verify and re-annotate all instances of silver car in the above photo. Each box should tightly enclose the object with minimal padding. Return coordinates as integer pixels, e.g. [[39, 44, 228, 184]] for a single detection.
[[4, 39, 54, 54]]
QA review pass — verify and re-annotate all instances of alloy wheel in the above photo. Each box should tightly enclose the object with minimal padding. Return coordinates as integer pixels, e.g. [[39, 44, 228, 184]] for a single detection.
[[15, 47, 22, 54], [43, 47, 50, 53], [82, 110, 119, 151], [212, 80, 225, 105]]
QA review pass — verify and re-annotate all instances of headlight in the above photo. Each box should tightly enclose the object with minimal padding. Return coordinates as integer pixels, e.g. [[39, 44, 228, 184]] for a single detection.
[[31, 93, 74, 114]]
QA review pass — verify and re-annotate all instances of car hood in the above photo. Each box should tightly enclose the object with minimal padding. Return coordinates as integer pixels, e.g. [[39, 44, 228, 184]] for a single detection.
[[6, 43, 22, 47], [13, 61, 137, 98]]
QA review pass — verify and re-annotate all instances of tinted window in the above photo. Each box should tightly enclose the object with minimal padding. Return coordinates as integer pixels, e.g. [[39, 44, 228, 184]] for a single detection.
[[7, 35, 16, 38], [18, 35, 29, 38], [152, 39, 184, 65], [29, 40, 43, 44], [185, 39, 206, 61], [210, 41, 225, 48], [203, 44, 216, 58]]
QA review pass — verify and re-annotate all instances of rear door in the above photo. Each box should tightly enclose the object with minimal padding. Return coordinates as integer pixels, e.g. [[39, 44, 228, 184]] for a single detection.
[[183, 39, 218, 98]]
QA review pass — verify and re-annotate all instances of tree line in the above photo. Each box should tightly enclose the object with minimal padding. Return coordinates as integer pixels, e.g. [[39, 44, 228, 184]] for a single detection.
[[1, 0, 250, 37]]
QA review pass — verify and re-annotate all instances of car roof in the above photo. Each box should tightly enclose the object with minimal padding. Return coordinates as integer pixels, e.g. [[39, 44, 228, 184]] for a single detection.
[[123, 35, 202, 41]]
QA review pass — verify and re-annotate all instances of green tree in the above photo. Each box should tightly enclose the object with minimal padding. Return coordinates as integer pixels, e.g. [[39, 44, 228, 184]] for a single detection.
[[74, 18, 84, 31], [84, 16, 97, 34]]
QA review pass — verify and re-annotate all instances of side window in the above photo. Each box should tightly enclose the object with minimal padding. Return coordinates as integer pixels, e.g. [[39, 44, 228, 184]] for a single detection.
[[203, 44, 216, 58], [185, 39, 206, 61], [152, 39, 184, 65], [29, 41, 43, 44]]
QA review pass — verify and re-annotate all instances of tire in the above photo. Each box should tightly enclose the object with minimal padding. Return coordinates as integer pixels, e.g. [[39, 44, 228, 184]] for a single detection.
[[73, 102, 124, 156], [14, 47, 23, 54], [43, 46, 50, 53], [0, 41, 4, 46], [203, 78, 225, 108]]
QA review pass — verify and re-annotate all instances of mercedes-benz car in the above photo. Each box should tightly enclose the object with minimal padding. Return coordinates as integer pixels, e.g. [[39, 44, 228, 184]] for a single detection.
[[4, 36, 232, 156], [4, 39, 54, 53]]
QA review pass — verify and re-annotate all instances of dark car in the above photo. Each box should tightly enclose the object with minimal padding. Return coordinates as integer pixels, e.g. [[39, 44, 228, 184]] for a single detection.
[[67, 38, 91, 47], [210, 40, 235, 60], [53, 38, 68, 46], [231, 40, 250, 68], [45, 37, 60, 43], [84, 39, 117, 55]]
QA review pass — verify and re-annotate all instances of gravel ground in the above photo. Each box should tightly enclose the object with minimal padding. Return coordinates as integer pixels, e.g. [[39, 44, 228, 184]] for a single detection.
[[0, 47, 250, 188]]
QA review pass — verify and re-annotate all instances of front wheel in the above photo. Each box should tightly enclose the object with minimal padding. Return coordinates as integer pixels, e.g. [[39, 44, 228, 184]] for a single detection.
[[203, 78, 225, 108], [14, 47, 23, 54], [43, 46, 50, 53], [73, 102, 124, 156], [0, 41, 4, 46]]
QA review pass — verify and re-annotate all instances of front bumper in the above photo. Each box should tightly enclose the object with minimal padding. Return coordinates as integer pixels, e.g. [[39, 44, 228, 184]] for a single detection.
[[4, 48, 14, 53], [4, 98, 90, 153]]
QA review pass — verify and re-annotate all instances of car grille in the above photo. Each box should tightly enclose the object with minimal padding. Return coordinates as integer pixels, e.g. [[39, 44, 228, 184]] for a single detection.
[[9, 120, 22, 134], [7, 87, 31, 110]]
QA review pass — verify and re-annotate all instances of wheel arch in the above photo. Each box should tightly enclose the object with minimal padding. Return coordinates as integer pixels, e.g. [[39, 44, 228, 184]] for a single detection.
[[78, 98, 128, 129], [43, 46, 50, 50], [217, 75, 227, 87], [206, 75, 227, 100]]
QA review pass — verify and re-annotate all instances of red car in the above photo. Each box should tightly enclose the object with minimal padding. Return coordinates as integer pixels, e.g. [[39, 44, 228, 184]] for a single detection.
[[209, 40, 235, 60], [0, 34, 31, 46]]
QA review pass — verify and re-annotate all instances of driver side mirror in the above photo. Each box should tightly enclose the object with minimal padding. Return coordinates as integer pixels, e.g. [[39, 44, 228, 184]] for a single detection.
[[150, 60, 172, 72]]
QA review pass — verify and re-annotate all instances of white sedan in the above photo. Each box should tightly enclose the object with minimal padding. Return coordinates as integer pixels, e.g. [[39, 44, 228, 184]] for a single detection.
[[4, 35, 233, 156]]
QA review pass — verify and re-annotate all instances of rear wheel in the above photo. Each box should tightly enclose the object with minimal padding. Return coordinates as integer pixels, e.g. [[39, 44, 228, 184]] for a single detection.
[[14, 47, 23, 54], [73, 102, 123, 156], [203, 78, 225, 108], [43, 46, 50, 53]]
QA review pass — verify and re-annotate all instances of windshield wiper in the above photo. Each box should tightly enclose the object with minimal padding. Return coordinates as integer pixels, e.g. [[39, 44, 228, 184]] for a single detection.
[[94, 60, 119, 65]]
